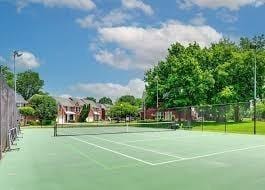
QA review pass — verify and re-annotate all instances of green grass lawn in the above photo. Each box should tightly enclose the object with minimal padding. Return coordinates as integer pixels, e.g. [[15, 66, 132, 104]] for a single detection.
[[192, 120, 265, 135]]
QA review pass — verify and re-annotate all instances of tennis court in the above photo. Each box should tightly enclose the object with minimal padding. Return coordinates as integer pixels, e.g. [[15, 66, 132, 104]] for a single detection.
[[1, 127, 265, 190]]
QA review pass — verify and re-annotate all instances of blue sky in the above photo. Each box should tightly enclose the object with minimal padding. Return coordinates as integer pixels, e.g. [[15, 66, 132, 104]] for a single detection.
[[0, 0, 264, 100]]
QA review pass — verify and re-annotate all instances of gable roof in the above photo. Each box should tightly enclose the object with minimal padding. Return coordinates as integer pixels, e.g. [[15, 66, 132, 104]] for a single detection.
[[81, 99, 97, 108], [69, 97, 86, 106], [53, 96, 75, 107]]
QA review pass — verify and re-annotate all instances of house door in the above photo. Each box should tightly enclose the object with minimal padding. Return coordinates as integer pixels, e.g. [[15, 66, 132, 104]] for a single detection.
[[69, 114, 74, 121]]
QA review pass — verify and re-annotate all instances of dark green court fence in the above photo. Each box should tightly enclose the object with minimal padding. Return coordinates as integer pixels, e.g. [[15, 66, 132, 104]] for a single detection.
[[0, 75, 19, 160], [158, 100, 265, 134]]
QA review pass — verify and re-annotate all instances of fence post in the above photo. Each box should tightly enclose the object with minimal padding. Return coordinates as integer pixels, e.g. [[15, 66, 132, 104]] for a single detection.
[[201, 107, 204, 132], [254, 99, 257, 135], [225, 104, 227, 133], [0, 78, 2, 159]]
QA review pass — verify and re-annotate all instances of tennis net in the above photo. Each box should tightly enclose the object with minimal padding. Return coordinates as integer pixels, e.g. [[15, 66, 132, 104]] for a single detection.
[[54, 122, 177, 136]]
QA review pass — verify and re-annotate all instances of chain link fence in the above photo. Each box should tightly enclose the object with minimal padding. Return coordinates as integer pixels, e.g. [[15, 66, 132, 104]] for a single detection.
[[0, 75, 19, 160], [157, 100, 265, 134]]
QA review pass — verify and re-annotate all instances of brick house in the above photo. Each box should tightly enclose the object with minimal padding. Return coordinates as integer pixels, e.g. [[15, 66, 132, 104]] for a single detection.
[[81, 99, 108, 122], [54, 96, 110, 124], [140, 107, 199, 121], [54, 97, 77, 124]]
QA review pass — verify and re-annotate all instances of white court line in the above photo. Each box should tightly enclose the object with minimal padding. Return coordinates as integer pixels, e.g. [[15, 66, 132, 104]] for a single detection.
[[124, 134, 209, 143], [153, 144, 265, 166], [90, 135, 184, 159], [70, 137, 154, 166], [124, 138, 171, 143]]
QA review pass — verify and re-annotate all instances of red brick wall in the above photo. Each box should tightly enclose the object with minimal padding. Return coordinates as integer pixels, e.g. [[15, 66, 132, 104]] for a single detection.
[[141, 108, 198, 121]]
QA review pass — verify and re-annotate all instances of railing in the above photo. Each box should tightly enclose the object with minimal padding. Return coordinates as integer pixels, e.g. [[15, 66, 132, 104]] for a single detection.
[[155, 101, 265, 135]]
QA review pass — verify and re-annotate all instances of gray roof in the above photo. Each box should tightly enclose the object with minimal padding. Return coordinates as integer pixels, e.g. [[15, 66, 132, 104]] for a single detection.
[[52, 96, 111, 109], [53, 96, 75, 107], [81, 99, 98, 108], [16, 93, 28, 104], [69, 97, 86, 106]]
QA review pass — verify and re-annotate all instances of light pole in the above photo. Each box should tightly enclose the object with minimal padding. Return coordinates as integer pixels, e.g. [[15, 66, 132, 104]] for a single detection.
[[253, 47, 257, 135], [155, 75, 159, 121], [13, 51, 23, 107]]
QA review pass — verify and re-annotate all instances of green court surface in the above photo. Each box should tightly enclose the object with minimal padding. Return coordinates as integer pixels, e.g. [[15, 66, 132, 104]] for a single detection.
[[1, 128, 265, 190]]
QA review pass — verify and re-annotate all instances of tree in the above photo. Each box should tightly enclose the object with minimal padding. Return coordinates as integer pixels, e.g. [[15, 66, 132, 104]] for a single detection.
[[18, 106, 35, 125], [118, 95, 136, 105], [99, 97, 113, 105], [0, 66, 14, 88], [212, 86, 237, 104], [17, 70, 44, 100], [108, 102, 138, 122], [135, 98, 143, 108], [145, 43, 214, 108], [29, 95, 57, 125], [144, 35, 265, 108], [79, 104, 90, 122], [85, 97, 96, 102]]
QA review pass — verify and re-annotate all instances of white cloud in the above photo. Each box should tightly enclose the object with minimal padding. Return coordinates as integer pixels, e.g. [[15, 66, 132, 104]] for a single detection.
[[122, 0, 154, 15], [216, 10, 238, 23], [95, 49, 134, 69], [76, 15, 97, 28], [17, 0, 96, 11], [0, 56, 6, 63], [102, 9, 132, 26], [76, 9, 131, 28], [70, 78, 145, 99], [16, 51, 40, 69], [189, 13, 206, 25], [95, 20, 222, 70], [178, 0, 265, 10]]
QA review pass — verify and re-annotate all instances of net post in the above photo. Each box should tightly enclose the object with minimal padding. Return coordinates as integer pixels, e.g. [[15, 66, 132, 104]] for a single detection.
[[254, 99, 257, 135], [126, 123, 129, 133]]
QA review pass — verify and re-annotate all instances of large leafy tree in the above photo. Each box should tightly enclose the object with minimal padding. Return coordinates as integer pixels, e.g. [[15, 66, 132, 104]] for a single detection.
[[135, 98, 143, 108], [79, 104, 90, 122], [99, 97, 113, 105], [144, 35, 265, 108], [145, 42, 214, 108], [17, 70, 44, 100], [85, 97, 96, 102], [118, 95, 137, 105], [29, 95, 57, 125], [18, 106, 35, 125], [108, 102, 138, 121]]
